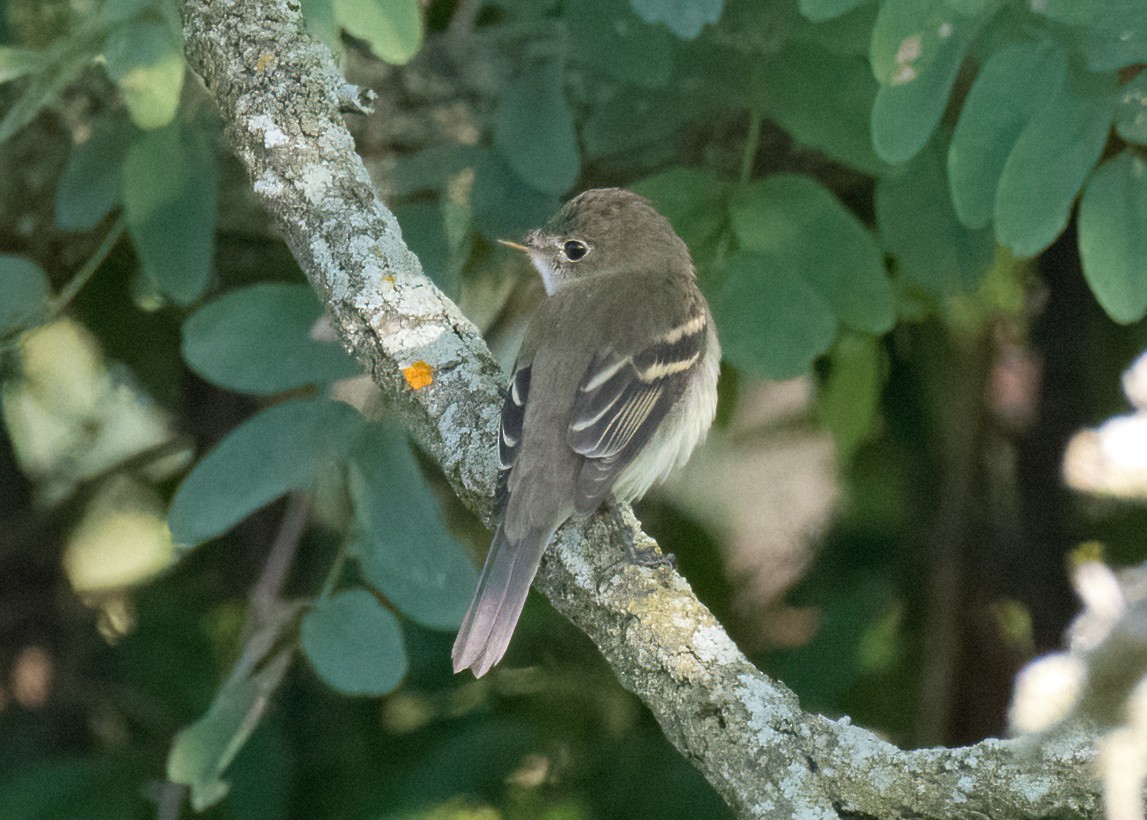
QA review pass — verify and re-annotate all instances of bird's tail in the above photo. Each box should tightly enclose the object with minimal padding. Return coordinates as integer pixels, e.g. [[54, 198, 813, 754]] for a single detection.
[[452, 523, 553, 677]]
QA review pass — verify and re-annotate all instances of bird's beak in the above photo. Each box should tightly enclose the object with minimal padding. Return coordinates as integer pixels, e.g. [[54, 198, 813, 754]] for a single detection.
[[497, 239, 531, 253]]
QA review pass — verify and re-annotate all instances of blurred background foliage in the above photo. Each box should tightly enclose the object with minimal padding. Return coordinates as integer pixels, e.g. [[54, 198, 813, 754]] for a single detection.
[[0, 0, 1145, 816]]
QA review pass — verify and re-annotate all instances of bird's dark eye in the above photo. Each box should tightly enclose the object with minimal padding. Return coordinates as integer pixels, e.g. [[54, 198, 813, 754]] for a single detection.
[[562, 240, 589, 261]]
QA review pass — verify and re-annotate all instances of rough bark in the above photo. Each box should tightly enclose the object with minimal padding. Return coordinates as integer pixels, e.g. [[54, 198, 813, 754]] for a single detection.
[[180, 1, 1102, 815]]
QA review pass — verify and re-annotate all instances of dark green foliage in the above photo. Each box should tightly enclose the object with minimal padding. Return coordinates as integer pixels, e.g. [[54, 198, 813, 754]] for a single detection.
[[1, 0, 1146, 816]]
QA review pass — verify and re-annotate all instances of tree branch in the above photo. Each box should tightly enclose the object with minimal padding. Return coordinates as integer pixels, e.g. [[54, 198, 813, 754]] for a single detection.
[[179, 1, 1102, 815]]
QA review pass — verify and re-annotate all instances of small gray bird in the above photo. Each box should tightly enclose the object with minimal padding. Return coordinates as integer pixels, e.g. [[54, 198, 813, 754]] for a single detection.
[[452, 188, 720, 677]]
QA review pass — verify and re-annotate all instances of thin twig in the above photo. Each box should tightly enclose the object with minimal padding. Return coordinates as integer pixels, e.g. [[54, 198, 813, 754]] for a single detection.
[[250, 491, 311, 629], [50, 213, 127, 318]]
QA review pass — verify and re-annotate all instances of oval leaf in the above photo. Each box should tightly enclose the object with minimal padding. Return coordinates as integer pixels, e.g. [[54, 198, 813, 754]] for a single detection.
[[870, 21, 974, 165], [876, 138, 993, 295], [123, 122, 217, 305], [493, 61, 580, 196], [994, 67, 1115, 257], [712, 250, 837, 379], [566, 0, 675, 87], [103, 16, 184, 130], [56, 114, 132, 231], [0, 255, 51, 337], [168, 397, 365, 546], [182, 283, 360, 395], [348, 423, 477, 631], [730, 175, 893, 334], [332, 0, 422, 64], [631, 167, 733, 257], [301, 588, 408, 696], [628, 0, 723, 40], [947, 40, 1067, 230], [1078, 151, 1147, 325]]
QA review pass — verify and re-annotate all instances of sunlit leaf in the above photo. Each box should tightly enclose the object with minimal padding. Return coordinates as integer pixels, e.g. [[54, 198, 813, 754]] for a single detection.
[[123, 122, 217, 305], [331, 0, 422, 64], [182, 283, 360, 395], [628, 0, 723, 40], [0, 46, 44, 84], [56, 114, 132, 231], [348, 423, 477, 631], [876, 138, 993, 295], [0, 255, 50, 338], [103, 16, 184, 129], [1078, 151, 1147, 325], [994, 67, 1115, 257], [493, 61, 580, 196], [730, 175, 893, 334], [711, 250, 837, 379], [947, 40, 1067, 230], [166, 649, 292, 810], [301, 587, 408, 695], [168, 397, 365, 547]]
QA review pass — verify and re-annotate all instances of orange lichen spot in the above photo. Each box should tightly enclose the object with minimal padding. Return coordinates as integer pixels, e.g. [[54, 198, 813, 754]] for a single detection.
[[256, 52, 275, 73], [382, 275, 397, 285], [403, 360, 433, 390]]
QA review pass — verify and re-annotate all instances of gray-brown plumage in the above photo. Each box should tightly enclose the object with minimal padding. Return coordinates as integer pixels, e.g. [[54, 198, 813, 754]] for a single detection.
[[452, 188, 720, 677]]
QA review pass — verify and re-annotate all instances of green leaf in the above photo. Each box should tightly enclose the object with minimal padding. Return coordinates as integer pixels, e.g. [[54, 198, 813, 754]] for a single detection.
[[0, 46, 45, 84], [994, 67, 1115, 257], [947, 40, 1067, 230], [55, 114, 132, 231], [1078, 151, 1147, 325], [730, 175, 893, 334], [168, 397, 365, 546], [1116, 71, 1147, 145], [583, 88, 704, 161], [182, 283, 360, 395], [799, 0, 868, 22], [0, 255, 51, 338], [631, 167, 733, 258], [493, 61, 580, 196], [1074, 21, 1147, 71], [876, 138, 993, 295], [123, 121, 217, 305], [1032, 0, 1145, 28], [0, 758, 139, 819], [300, 0, 340, 49], [817, 332, 882, 462], [628, 0, 723, 39], [393, 201, 464, 294], [869, 0, 989, 84], [0, 27, 103, 144], [301, 587, 408, 695], [566, 0, 675, 87], [167, 649, 292, 811], [870, 19, 976, 165], [103, 16, 184, 130], [331, 0, 422, 65], [711, 250, 837, 379], [348, 423, 477, 631], [471, 151, 560, 241], [755, 37, 884, 175]]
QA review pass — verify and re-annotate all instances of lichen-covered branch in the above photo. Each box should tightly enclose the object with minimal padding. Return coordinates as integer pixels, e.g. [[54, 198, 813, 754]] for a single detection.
[[179, 1, 1102, 815]]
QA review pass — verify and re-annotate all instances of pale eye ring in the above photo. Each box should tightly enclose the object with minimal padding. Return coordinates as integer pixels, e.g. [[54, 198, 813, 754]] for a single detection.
[[562, 239, 589, 261]]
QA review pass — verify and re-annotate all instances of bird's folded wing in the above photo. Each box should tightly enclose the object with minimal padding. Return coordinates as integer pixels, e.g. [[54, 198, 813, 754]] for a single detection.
[[567, 312, 708, 515]]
